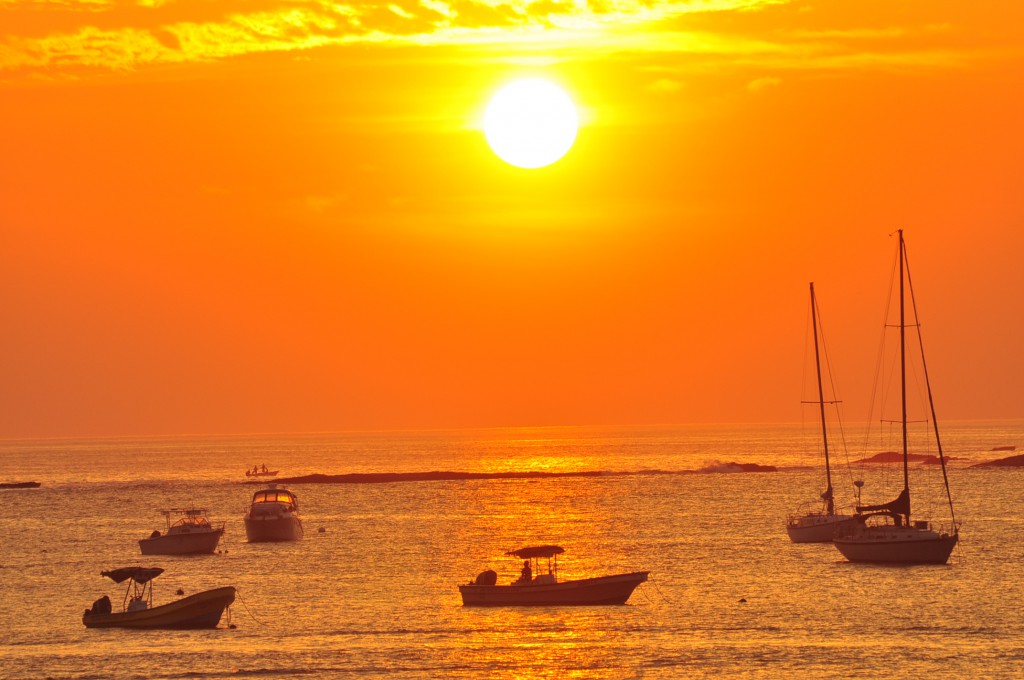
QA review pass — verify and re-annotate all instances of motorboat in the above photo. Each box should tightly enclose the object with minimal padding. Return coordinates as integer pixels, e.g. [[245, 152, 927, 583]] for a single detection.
[[244, 486, 303, 542], [786, 282, 856, 543], [245, 466, 279, 478], [139, 508, 225, 555], [459, 545, 649, 606], [832, 230, 959, 564], [82, 567, 235, 629]]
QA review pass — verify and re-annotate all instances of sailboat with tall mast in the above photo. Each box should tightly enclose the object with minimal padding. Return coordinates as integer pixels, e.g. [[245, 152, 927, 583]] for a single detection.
[[833, 230, 959, 564], [787, 282, 856, 543]]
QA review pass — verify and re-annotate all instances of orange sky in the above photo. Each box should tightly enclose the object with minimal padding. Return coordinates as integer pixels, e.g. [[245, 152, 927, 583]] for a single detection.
[[2, 0, 1023, 437]]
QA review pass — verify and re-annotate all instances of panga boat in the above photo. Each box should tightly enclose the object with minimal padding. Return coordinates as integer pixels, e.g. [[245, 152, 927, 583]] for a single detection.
[[138, 508, 225, 555], [82, 567, 235, 629], [459, 545, 649, 606], [244, 486, 303, 542], [245, 466, 279, 478], [833, 230, 959, 564]]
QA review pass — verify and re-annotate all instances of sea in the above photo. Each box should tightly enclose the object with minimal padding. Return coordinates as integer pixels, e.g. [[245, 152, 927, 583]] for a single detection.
[[2, 421, 1023, 679]]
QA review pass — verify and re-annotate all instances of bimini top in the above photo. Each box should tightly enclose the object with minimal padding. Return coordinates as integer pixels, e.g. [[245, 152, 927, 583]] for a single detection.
[[101, 567, 165, 584], [506, 545, 565, 559]]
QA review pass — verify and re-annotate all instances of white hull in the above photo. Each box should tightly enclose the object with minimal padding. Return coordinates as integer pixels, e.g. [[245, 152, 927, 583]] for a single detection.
[[459, 572, 649, 606], [787, 514, 857, 543], [139, 527, 224, 555], [834, 526, 957, 564], [244, 515, 303, 542]]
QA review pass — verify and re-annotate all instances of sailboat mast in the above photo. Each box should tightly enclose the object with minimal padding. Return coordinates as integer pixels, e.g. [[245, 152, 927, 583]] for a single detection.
[[810, 282, 834, 515], [898, 229, 911, 522]]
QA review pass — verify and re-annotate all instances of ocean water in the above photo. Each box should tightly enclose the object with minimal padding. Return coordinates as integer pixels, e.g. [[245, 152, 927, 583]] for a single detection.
[[1, 422, 1023, 679]]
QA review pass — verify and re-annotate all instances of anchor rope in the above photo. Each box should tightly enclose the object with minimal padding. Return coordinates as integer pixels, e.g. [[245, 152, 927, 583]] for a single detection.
[[646, 573, 673, 604], [234, 588, 268, 627]]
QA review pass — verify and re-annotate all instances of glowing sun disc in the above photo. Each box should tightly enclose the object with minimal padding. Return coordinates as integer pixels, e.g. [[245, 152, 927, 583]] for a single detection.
[[484, 79, 578, 169]]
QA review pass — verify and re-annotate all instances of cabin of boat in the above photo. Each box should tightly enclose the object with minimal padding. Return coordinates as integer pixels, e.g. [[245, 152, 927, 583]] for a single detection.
[[244, 486, 303, 542], [82, 566, 235, 629], [139, 508, 224, 555], [459, 545, 649, 606]]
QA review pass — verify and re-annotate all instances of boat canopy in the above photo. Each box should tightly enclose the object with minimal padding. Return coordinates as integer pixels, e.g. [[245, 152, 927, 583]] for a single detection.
[[101, 567, 165, 584], [506, 545, 565, 559]]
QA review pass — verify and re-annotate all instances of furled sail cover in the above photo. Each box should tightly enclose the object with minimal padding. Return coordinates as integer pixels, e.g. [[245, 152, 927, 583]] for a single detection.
[[856, 488, 910, 517]]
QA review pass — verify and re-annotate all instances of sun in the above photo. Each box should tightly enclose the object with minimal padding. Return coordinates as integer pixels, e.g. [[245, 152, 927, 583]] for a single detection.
[[483, 79, 578, 169]]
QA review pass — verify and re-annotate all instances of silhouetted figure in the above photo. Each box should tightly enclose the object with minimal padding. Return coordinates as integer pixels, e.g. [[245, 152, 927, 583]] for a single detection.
[[518, 560, 532, 583]]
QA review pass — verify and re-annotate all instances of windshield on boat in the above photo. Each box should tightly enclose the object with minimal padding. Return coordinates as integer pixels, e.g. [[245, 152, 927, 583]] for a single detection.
[[172, 516, 211, 528], [252, 491, 296, 505]]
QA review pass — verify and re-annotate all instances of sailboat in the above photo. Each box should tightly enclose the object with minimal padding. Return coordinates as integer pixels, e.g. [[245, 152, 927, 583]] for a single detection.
[[833, 230, 959, 564], [786, 282, 856, 543]]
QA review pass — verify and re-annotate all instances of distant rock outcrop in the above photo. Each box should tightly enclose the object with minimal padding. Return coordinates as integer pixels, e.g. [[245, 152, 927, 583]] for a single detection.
[[255, 464, 778, 486], [972, 454, 1024, 468], [854, 452, 967, 466], [697, 462, 778, 474], [854, 452, 943, 464]]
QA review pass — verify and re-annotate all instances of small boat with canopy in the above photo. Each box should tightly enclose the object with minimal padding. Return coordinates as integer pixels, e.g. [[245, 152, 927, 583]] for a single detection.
[[459, 545, 649, 606], [82, 567, 235, 629]]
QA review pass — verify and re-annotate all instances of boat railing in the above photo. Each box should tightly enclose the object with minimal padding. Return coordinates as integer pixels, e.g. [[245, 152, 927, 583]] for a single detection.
[[928, 520, 960, 537], [787, 501, 856, 522]]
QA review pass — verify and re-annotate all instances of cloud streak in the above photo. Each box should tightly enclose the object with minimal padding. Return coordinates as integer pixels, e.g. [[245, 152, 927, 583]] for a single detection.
[[0, 0, 994, 77]]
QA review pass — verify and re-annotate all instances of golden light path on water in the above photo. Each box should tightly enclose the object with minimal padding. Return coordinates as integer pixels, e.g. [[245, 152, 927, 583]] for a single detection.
[[1, 422, 1023, 677]]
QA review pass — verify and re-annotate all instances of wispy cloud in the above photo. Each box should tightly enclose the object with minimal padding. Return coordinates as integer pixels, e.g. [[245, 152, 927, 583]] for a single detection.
[[0, 0, 994, 77], [746, 75, 779, 92]]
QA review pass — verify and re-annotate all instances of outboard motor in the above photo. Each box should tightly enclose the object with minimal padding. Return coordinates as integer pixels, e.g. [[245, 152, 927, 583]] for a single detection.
[[88, 595, 112, 615], [474, 569, 498, 586]]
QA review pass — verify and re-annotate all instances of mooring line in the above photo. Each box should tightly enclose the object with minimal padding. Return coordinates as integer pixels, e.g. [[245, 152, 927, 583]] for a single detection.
[[234, 588, 268, 627], [647, 572, 673, 604]]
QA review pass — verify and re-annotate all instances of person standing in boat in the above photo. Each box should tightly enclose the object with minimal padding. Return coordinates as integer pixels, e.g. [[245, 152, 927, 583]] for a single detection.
[[518, 560, 532, 583]]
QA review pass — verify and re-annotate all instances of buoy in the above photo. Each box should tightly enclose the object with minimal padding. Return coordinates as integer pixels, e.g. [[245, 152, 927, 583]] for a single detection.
[[176, 588, 185, 596], [739, 598, 747, 603], [318, 527, 326, 533]]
